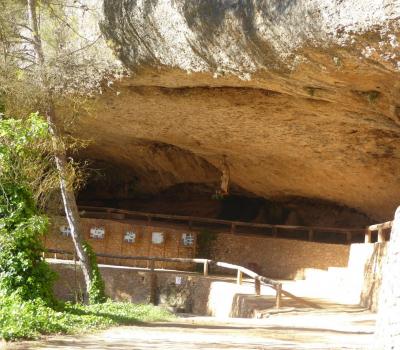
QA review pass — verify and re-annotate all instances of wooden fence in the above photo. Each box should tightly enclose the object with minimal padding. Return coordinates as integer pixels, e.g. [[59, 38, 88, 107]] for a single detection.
[[365, 221, 392, 243], [46, 248, 320, 310], [78, 205, 365, 244]]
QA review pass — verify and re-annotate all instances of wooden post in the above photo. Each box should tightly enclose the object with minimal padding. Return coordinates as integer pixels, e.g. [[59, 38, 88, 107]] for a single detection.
[[203, 261, 209, 276], [231, 223, 236, 234], [73, 252, 78, 302], [106, 208, 112, 219], [365, 228, 372, 243], [346, 231, 352, 244], [254, 277, 261, 296], [275, 284, 282, 309], [237, 270, 243, 285], [149, 260, 158, 305], [308, 229, 314, 241], [378, 228, 385, 243]]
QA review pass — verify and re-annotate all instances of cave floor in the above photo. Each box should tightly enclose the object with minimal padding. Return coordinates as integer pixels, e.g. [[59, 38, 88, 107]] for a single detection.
[[7, 307, 375, 350]]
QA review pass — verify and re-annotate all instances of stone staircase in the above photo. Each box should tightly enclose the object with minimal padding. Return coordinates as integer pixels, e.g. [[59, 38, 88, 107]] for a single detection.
[[207, 265, 364, 318]]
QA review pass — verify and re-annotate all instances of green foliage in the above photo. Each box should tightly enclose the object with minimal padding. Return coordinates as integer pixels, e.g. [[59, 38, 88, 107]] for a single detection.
[[0, 114, 56, 305], [0, 113, 59, 207], [82, 242, 106, 304], [0, 295, 173, 341]]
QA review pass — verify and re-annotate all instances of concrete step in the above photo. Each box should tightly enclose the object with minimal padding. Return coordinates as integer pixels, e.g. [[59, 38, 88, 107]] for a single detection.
[[303, 267, 349, 286]]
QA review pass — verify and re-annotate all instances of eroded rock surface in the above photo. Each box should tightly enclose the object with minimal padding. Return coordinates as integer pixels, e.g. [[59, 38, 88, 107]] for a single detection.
[[76, 0, 400, 220]]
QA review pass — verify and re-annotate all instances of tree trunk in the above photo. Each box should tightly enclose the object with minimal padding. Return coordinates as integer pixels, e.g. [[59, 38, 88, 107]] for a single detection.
[[27, 0, 92, 302], [374, 206, 400, 349]]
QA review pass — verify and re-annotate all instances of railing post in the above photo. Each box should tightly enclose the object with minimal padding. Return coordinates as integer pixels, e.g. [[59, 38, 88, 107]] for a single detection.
[[365, 228, 372, 243], [231, 223, 236, 234], [346, 231, 352, 244], [237, 270, 243, 285], [378, 227, 385, 243], [149, 260, 158, 305], [106, 208, 112, 219], [73, 251, 78, 302], [203, 261, 209, 276], [275, 283, 282, 309], [308, 229, 314, 241], [254, 277, 261, 296]]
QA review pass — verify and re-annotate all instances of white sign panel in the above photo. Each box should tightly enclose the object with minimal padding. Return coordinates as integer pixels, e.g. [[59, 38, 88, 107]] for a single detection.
[[124, 231, 136, 243], [182, 233, 194, 246], [90, 227, 105, 239], [152, 232, 164, 244], [59, 225, 71, 237]]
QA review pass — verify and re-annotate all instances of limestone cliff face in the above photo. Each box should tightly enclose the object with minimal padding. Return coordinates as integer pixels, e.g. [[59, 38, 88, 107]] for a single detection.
[[76, 1, 400, 220]]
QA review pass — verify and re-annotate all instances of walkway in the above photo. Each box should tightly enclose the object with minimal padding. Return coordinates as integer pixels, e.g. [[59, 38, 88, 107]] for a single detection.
[[7, 307, 375, 350]]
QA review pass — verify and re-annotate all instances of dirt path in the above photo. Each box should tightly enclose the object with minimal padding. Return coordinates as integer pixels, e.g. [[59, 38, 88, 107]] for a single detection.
[[5, 309, 374, 350]]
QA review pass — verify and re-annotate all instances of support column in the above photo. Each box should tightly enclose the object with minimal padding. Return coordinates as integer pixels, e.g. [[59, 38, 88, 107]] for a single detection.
[[254, 277, 261, 296], [149, 260, 158, 305], [378, 228, 385, 243], [203, 261, 209, 276], [365, 228, 372, 243], [237, 270, 243, 285], [275, 284, 282, 309]]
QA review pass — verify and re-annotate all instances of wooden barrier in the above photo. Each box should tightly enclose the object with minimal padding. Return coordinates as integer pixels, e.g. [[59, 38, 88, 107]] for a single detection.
[[78, 205, 364, 244], [365, 221, 393, 243], [45, 248, 312, 309]]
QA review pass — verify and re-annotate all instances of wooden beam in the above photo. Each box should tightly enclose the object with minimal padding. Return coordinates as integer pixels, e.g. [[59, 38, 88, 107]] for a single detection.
[[275, 283, 282, 309], [368, 221, 393, 232], [254, 277, 261, 296], [237, 270, 243, 285], [203, 261, 209, 276], [365, 229, 372, 243], [280, 290, 322, 309], [346, 232, 352, 244], [78, 205, 364, 234], [149, 260, 157, 305], [45, 248, 321, 310], [378, 228, 385, 243]]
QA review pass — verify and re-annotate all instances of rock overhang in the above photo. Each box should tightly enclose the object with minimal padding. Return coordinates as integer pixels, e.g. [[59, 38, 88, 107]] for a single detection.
[[75, 0, 400, 220]]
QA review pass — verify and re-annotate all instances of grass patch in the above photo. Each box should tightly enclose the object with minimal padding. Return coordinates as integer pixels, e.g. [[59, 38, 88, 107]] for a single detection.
[[0, 294, 173, 341]]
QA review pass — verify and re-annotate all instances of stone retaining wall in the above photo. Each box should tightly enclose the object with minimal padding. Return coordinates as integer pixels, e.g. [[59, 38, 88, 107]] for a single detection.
[[209, 233, 350, 279]]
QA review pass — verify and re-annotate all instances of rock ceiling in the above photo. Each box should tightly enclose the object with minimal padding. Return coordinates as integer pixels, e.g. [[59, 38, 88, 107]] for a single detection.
[[75, 0, 400, 220]]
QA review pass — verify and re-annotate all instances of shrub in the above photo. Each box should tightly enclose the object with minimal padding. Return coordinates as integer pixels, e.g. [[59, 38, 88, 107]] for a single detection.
[[0, 295, 173, 341], [82, 242, 106, 304], [0, 115, 57, 305]]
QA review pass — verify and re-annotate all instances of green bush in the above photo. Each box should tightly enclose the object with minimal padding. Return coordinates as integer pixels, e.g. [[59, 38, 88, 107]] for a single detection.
[[82, 242, 106, 304], [0, 115, 57, 305], [0, 295, 173, 341]]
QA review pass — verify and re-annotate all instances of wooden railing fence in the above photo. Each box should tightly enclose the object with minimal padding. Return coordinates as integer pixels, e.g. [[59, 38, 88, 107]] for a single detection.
[[365, 221, 392, 243], [46, 248, 320, 310], [78, 206, 364, 244]]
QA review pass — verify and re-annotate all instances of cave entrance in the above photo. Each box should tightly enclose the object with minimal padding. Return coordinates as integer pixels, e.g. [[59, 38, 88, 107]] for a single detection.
[[76, 162, 372, 245]]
